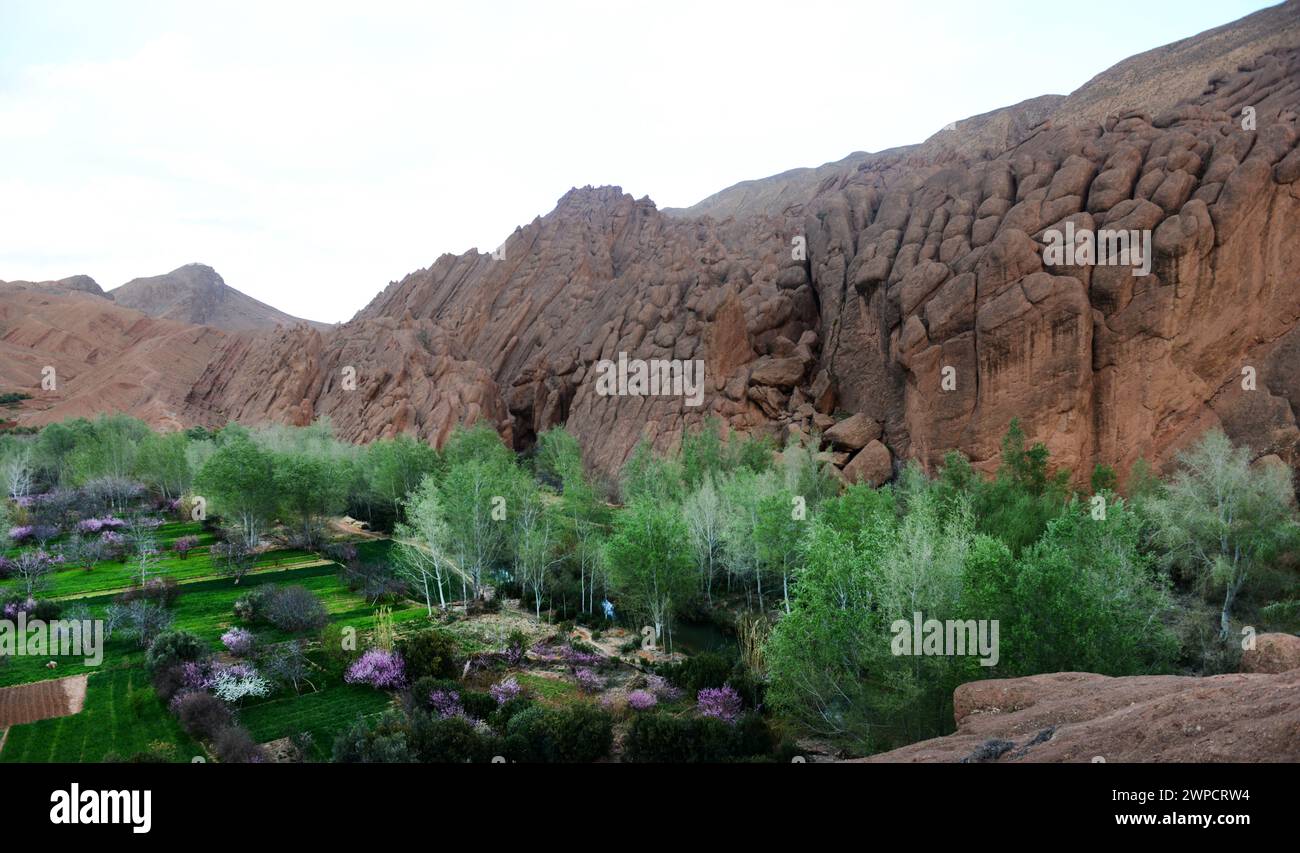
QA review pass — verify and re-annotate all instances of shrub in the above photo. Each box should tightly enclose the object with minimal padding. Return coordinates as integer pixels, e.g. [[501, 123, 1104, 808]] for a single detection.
[[408, 712, 498, 763], [505, 704, 612, 763], [262, 585, 329, 634], [212, 726, 266, 763], [397, 629, 461, 681], [116, 577, 182, 608], [211, 663, 272, 702], [345, 648, 407, 690], [428, 688, 464, 719], [489, 696, 535, 732], [697, 685, 742, 724], [503, 629, 529, 666], [627, 689, 657, 711], [490, 676, 521, 705], [461, 690, 498, 721], [623, 713, 737, 763], [152, 663, 190, 704], [332, 711, 415, 763], [660, 651, 734, 696], [173, 691, 232, 739], [127, 687, 154, 719], [221, 627, 256, 657], [172, 536, 199, 559], [144, 630, 203, 673], [574, 668, 604, 693]]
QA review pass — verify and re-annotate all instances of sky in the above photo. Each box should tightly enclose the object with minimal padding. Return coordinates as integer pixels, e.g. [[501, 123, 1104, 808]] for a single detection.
[[0, 0, 1276, 323]]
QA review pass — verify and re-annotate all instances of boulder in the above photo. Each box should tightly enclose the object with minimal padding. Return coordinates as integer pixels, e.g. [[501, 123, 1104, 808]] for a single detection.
[[1241, 633, 1300, 674], [842, 440, 892, 486], [824, 413, 883, 450]]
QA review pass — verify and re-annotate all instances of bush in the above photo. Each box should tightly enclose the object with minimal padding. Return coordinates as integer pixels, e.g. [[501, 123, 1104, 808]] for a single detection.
[[152, 663, 189, 704], [332, 711, 415, 763], [116, 577, 183, 608], [505, 704, 612, 763], [398, 629, 461, 681], [488, 696, 535, 732], [623, 713, 738, 763], [173, 691, 232, 739], [344, 648, 407, 690], [212, 726, 266, 763], [262, 585, 329, 634], [697, 684, 742, 724], [460, 690, 498, 722], [660, 651, 735, 696], [221, 627, 256, 657], [409, 712, 498, 763], [172, 536, 199, 559], [145, 630, 204, 673]]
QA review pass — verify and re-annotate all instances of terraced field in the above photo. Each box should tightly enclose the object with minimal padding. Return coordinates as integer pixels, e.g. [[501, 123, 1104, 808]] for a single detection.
[[0, 528, 426, 762]]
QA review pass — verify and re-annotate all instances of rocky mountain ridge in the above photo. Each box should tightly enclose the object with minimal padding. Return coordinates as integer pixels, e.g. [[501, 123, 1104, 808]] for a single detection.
[[3, 3, 1300, 493]]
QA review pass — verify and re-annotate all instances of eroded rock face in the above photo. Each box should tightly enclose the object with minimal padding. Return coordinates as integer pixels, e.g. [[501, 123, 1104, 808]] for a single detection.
[[798, 46, 1300, 483], [859, 669, 1300, 762]]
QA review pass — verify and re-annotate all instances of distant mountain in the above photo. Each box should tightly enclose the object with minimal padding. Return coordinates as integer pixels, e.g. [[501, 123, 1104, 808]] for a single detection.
[[0, 274, 107, 298], [109, 263, 328, 331]]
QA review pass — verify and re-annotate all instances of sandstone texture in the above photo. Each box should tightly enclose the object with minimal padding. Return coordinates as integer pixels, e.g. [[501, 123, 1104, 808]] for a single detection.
[[860, 667, 1300, 763], [1240, 631, 1300, 673]]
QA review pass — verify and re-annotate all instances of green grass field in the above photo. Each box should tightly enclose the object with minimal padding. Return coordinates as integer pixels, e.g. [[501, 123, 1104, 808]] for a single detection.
[[0, 525, 433, 762], [0, 667, 200, 763]]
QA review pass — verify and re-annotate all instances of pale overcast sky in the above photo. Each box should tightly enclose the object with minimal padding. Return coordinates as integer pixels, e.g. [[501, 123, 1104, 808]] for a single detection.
[[0, 0, 1275, 323]]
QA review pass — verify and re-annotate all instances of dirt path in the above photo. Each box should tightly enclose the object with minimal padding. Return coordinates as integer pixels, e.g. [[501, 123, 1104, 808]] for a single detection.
[[0, 673, 89, 730]]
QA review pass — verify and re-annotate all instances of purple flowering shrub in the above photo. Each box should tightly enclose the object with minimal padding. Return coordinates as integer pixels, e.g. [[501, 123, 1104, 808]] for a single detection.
[[2, 597, 37, 620], [428, 688, 465, 719], [100, 531, 126, 560], [172, 536, 199, 559], [221, 627, 256, 657], [696, 685, 742, 724], [645, 673, 683, 702], [626, 689, 658, 711], [561, 644, 602, 672], [8, 526, 34, 544], [345, 648, 407, 690], [574, 668, 604, 694], [76, 517, 126, 535], [489, 676, 521, 705]]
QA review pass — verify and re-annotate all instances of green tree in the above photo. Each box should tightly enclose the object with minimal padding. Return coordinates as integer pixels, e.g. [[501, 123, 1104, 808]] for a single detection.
[[196, 434, 277, 546], [683, 478, 724, 605], [364, 435, 440, 525], [273, 451, 347, 545], [395, 475, 461, 614], [753, 488, 804, 614], [1146, 430, 1300, 638], [766, 488, 976, 751], [439, 455, 522, 602], [134, 431, 192, 501], [605, 497, 694, 648], [966, 499, 1177, 675]]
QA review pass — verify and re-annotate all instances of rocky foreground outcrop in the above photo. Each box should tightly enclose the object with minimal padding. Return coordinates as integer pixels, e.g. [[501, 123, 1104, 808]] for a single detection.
[[862, 644, 1300, 762], [5, 4, 1300, 487]]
